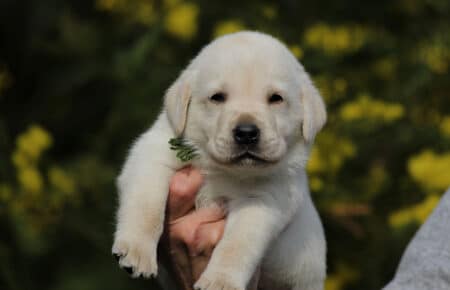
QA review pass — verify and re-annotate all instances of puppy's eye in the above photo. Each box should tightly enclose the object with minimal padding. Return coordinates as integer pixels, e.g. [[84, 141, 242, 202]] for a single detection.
[[209, 93, 226, 103], [268, 94, 284, 104]]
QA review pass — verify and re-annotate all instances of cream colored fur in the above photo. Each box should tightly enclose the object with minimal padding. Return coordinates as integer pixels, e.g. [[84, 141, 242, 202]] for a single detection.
[[113, 31, 327, 290]]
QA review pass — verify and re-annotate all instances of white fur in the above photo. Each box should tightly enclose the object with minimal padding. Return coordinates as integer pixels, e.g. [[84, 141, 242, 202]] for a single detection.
[[113, 31, 327, 290]]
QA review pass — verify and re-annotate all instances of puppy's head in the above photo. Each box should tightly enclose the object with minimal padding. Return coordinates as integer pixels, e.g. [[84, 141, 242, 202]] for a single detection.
[[165, 32, 326, 174]]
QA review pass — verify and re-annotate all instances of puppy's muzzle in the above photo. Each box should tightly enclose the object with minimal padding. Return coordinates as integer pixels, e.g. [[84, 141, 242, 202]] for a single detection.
[[233, 123, 260, 146]]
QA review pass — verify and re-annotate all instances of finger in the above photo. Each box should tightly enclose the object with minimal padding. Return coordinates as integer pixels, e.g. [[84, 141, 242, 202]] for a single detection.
[[171, 204, 226, 227], [191, 254, 210, 282], [190, 219, 226, 257], [168, 166, 203, 221], [168, 242, 194, 288], [169, 205, 226, 246]]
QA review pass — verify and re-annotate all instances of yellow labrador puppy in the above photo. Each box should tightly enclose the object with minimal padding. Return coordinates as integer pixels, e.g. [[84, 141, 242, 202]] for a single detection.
[[113, 31, 327, 290]]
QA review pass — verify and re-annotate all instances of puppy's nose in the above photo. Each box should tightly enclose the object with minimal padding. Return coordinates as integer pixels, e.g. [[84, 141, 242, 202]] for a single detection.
[[233, 123, 260, 145]]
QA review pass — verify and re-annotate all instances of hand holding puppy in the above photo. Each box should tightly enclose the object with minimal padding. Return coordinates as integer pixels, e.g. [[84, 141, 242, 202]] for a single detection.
[[165, 166, 260, 290], [166, 166, 225, 287]]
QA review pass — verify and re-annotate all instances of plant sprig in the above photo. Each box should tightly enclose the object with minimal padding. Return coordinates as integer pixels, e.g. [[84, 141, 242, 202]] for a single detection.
[[169, 137, 198, 162]]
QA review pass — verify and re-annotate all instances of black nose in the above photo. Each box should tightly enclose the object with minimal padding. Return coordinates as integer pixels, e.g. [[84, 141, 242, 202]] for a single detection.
[[233, 123, 260, 145]]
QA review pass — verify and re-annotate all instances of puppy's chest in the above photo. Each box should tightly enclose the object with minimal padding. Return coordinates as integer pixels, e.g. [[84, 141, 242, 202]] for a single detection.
[[194, 175, 287, 209], [194, 178, 237, 209]]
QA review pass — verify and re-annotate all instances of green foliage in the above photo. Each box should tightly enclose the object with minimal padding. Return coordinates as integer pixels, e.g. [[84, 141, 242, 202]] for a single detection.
[[0, 0, 449, 290], [169, 137, 198, 162]]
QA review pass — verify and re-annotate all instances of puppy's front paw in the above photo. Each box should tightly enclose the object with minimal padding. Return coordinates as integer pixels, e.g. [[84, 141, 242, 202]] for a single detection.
[[194, 272, 245, 290], [112, 235, 158, 279]]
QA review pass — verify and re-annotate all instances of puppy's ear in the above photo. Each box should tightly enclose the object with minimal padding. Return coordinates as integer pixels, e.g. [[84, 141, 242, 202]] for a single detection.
[[300, 73, 327, 142], [164, 70, 195, 136]]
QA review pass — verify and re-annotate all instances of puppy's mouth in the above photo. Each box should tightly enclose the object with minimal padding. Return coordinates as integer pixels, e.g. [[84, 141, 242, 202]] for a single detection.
[[232, 152, 268, 163], [207, 140, 284, 167], [226, 150, 280, 166]]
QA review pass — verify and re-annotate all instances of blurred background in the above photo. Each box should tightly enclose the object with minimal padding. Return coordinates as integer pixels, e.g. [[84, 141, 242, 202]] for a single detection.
[[0, 0, 449, 289]]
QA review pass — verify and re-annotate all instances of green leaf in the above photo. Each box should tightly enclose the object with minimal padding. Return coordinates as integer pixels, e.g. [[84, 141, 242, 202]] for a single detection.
[[169, 137, 197, 162]]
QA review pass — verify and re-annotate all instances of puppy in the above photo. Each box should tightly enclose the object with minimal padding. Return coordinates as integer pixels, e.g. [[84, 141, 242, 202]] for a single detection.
[[113, 31, 327, 290]]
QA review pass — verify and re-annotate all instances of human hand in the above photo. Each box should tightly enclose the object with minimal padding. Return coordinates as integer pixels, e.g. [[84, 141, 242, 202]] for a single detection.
[[165, 166, 226, 289]]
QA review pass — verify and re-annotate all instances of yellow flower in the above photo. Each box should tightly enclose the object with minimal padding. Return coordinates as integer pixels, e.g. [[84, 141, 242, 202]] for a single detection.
[[261, 4, 277, 19], [440, 116, 450, 137], [289, 45, 304, 59], [0, 184, 12, 202], [389, 208, 414, 228], [96, 0, 157, 26], [333, 78, 347, 94], [325, 263, 358, 290], [415, 194, 440, 223], [372, 57, 397, 79], [408, 150, 450, 191], [419, 43, 449, 74], [95, 0, 119, 11], [307, 132, 356, 174], [213, 20, 246, 38], [163, 0, 181, 9], [313, 75, 347, 103], [49, 167, 76, 195], [389, 194, 440, 228], [325, 276, 342, 290], [16, 125, 53, 161], [366, 163, 387, 195], [340, 102, 362, 120], [29, 125, 52, 149], [164, 2, 199, 41], [339, 95, 404, 122], [310, 176, 324, 192], [12, 151, 30, 169], [134, 1, 156, 25], [307, 147, 324, 174], [304, 23, 368, 55], [18, 167, 43, 194], [314, 76, 332, 102]]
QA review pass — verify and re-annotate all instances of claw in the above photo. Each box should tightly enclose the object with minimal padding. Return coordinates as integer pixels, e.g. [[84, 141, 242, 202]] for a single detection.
[[123, 266, 133, 275], [113, 253, 121, 262]]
